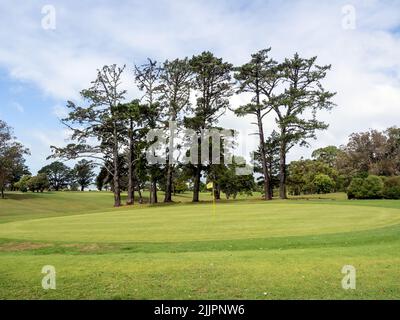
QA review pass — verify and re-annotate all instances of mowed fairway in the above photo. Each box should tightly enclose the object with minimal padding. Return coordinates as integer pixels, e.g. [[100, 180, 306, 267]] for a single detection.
[[0, 192, 400, 299]]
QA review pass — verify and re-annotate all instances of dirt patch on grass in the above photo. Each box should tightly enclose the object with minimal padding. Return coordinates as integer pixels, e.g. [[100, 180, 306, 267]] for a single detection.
[[0, 241, 117, 253], [0, 242, 53, 252], [61, 243, 115, 253]]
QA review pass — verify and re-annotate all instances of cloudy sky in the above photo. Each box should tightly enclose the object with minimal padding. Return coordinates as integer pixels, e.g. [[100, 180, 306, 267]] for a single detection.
[[0, 0, 399, 173]]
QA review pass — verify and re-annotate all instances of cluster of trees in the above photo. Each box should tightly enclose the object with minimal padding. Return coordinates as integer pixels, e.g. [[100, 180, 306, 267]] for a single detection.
[[2, 116, 399, 203], [287, 158, 337, 195], [0, 120, 30, 198], [15, 160, 95, 193], [337, 127, 400, 177], [1, 120, 96, 196], [3, 48, 397, 205], [48, 48, 335, 207], [286, 127, 400, 197], [235, 50, 335, 200], [286, 145, 346, 195], [341, 127, 400, 200], [15, 173, 49, 193]]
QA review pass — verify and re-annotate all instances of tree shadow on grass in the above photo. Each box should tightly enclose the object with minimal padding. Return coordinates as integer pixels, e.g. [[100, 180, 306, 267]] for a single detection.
[[1, 192, 48, 201]]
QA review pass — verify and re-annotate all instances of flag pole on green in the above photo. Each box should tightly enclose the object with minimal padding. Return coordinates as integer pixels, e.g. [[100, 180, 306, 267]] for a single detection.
[[206, 182, 216, 215]]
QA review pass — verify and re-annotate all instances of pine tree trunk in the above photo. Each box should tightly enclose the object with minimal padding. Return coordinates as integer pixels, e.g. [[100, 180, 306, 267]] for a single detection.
[[127, 120, 135, 205], [150, 179, 157, 204], [257, 111, 272, 200], [214, 182, 221, 200], [164, 161, 173, 202], [192, 135, 202, 203], [254, 78, 272, 201], [269, 162, 274, 198], [127, 162, 134, 205], [138, 187, 143, 204], [279, 143, 287, 199], [192, 165, 201, 202], [113, 127, 121, 207], [164, 120, 175, 203], [149, 182, 153, 204], [113, 176, 121, 207]]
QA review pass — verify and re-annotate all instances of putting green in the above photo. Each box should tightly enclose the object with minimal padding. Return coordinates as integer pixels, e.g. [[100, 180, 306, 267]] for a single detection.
[[1, 202, 399, 243]]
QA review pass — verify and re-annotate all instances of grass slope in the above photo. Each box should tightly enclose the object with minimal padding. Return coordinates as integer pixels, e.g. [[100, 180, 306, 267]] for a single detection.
[[0, 191, 399, 299]]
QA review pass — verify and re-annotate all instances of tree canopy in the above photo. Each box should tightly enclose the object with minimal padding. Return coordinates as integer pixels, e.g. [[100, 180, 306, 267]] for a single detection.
[[0, 120, 30, 198]]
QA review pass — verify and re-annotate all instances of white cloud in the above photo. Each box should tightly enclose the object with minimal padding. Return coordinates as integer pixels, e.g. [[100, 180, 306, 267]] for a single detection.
[[11, 102, 24, 113], [25, 128, 75, 174], [52, 104, 68, 119]]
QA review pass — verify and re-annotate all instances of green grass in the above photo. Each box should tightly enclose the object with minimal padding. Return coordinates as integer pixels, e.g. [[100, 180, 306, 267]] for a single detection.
[[0, 191, 399, 299]]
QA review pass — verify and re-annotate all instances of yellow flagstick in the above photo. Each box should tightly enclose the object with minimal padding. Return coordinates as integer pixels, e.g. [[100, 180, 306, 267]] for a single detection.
[[207, 181, 216, 217], [212, 183, 216, 217]]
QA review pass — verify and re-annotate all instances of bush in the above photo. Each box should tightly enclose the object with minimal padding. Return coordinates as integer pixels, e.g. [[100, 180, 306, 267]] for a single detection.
[[27, 173, 50, 192], [382, 177, 400, 199], [347, 178, 364, 199], [364, 175, 384, 199], [69, 183, 79, 191], [14, 175, 31, 192], [174, 180, 188, 194], [347, 175, 384, 199], [313, 174, 335, 194]]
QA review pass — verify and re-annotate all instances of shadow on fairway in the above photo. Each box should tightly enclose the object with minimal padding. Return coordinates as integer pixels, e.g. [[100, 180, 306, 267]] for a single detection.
[[2, 193, 42, 201]]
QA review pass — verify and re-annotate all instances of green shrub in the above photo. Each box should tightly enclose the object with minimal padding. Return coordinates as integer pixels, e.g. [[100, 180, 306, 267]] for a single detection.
[[27, 173, 50, 192], [14, 175, 31, 192], [364, 175, 384, 199], [347, 175, 384, 199], [383, 177, 400, 199], [313, 174, 335, 194], [347, 178, 364, 199]]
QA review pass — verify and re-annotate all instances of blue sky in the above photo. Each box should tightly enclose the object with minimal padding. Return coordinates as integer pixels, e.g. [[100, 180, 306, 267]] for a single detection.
[[0, 0, 399, 173]]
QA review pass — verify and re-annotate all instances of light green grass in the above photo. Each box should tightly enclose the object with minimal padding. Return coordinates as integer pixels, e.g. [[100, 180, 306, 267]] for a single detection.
[[0, 191, 399, 299], [1, 202, 400, 242]]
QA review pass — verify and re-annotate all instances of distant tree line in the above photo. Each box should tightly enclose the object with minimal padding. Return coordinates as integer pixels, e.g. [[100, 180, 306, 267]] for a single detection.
[[2, 123, 399, 201], [14, 160, 95, 193], [286, 127, 400, 199]]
